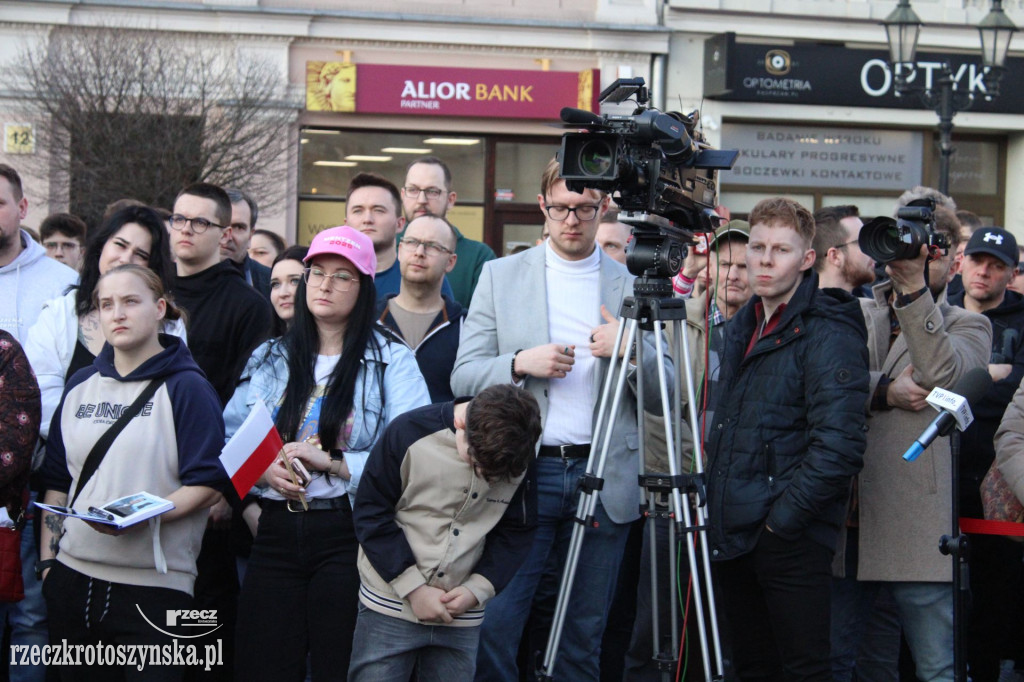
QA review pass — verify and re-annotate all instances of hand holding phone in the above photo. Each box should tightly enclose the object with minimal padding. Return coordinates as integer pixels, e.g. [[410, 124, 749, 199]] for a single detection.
[[289, 458, 312, 488]]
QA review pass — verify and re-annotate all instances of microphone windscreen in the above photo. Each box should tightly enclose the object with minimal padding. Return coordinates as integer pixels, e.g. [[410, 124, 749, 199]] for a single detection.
[[560, 107, 603, 126], [955, 366, 993, 406]]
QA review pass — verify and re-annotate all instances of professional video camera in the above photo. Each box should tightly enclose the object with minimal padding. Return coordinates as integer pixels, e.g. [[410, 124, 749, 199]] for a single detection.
[[556, 77, 738, 282], [859, 198, 950, 264], [541, 79, 739, 681]]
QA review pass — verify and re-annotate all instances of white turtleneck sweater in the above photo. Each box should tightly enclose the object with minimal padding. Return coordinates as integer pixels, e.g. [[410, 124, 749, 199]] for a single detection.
[[542, 241, 601, 447]]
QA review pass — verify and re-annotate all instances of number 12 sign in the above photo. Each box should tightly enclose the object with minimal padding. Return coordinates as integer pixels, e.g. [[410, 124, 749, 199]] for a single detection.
[[4, 123, 34, 155]]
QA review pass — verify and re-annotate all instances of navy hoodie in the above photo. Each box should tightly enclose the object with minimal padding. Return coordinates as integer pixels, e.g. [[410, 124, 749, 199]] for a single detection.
[[41, 335, 226, 594]]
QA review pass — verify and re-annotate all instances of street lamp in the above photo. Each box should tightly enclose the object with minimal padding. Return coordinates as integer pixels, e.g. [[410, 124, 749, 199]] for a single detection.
[[882, 0, 1017, 196]]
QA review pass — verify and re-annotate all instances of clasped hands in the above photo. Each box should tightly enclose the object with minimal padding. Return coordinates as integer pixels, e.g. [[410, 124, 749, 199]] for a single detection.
[[407, 584, 479, 624]]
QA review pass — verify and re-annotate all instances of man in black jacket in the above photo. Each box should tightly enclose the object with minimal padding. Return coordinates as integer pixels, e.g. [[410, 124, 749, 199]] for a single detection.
[[948, 226, 1024, 681], [169, 182, 272, 680], [170, 183, 272, 405], [706, 197, 869, 682]]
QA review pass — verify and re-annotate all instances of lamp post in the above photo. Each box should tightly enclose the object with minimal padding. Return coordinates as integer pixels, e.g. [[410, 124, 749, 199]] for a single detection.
[[882, 0, 1017, 196]]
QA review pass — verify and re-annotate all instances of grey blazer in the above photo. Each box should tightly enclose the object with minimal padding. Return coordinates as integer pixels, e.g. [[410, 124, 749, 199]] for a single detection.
[[450, 244, 672, 524]]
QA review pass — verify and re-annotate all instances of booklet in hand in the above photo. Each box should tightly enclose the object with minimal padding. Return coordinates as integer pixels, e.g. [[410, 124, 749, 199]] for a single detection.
[[35, 492, 174, 529]]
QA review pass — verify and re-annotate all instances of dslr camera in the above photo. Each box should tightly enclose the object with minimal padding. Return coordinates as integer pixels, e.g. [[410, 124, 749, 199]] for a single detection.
[[859, 198, 950, 264], [557, 78, 737, 280]]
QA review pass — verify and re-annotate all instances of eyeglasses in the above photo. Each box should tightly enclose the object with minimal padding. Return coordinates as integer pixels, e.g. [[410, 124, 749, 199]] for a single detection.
[[403, 186, 445, 199], [838, 240, 860, 249], [303, 267, 358, 292], [44, 241, 81, 252], [544, 205, 600, 222], [400, 237, 453, 256], [169, 214, 225, 234]]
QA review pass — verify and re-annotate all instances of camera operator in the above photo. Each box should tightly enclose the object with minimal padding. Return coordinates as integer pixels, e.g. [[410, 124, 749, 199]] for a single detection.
[[705, 197, 869, 681], [832, 206, 990, 682]]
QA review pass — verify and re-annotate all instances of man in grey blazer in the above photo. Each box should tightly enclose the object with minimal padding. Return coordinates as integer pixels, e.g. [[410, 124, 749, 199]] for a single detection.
[[451, 158, 671, 681]]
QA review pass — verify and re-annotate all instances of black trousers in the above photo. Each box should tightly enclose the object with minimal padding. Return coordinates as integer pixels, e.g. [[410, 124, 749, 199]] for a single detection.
[[713, 530, 833, 682], [234, 499, 359, 682], [43, 562, 197, 682]]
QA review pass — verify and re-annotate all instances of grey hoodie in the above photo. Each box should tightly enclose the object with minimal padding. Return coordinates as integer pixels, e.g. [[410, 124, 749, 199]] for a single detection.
[[0, 230, 78, 343]]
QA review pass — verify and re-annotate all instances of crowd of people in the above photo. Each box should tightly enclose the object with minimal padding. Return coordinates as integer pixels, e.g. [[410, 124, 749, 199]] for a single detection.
[[1, 152, 1023, 682]]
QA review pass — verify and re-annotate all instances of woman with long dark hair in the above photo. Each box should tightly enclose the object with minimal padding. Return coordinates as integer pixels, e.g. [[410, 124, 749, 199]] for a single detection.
[[224, 226, 430, 680], [24, 205, 184, 444], [269, 245, 308, 337], [37, 264, 225, 681]]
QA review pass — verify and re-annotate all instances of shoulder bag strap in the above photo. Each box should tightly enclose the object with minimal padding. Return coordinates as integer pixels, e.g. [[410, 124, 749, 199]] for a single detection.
[[69, 377, 167, 507]]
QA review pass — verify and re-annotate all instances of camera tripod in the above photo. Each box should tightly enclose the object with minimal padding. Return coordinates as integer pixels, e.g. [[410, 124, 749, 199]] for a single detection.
[[534, 248, 727, 682]]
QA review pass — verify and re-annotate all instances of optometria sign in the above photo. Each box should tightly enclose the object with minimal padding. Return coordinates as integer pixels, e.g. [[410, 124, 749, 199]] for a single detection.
[[306, 63, 598, 119], [703, 34, 1024, 113]]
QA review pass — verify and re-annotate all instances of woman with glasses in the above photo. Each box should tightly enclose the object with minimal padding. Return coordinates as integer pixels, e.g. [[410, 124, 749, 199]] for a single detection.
[[224, 226, 430, 681], [25, 205, 185, 446]]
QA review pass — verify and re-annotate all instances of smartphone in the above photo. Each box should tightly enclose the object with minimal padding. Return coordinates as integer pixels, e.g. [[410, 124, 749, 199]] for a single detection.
[[289, 458, 311, 487]]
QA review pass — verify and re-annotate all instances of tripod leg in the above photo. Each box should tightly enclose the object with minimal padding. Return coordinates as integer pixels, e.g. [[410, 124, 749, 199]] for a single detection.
[[537, 317, 639, 681], [654, 311, 727, 682]]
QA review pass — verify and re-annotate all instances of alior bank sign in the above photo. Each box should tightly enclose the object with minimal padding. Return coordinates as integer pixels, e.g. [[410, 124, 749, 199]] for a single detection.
[[306, 62, 599, 119]]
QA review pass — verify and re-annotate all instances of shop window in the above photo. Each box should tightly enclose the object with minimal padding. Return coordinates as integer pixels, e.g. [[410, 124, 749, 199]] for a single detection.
[[494, 141, 560, 203], [300, 129, 485, 201], [299, 128, 486, 244]]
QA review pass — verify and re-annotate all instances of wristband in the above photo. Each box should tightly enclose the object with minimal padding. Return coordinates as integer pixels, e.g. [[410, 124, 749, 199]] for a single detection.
[[511, 349, 525, 383], [327, 450, 345, 477]]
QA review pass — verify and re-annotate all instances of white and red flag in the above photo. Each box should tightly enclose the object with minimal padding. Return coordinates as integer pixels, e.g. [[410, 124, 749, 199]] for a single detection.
[[219, 401, 283, 498]]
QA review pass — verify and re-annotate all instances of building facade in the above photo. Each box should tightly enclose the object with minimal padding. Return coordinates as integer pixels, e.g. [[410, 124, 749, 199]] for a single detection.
[[0, 0, 1020, 247]]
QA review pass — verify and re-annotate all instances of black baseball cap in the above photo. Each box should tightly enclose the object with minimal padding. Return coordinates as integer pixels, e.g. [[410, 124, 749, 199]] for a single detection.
[[964, 227, 1019, 267]]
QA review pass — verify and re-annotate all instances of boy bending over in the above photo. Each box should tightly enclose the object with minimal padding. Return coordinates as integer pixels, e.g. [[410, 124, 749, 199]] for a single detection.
[[349, 384, 542, 680]]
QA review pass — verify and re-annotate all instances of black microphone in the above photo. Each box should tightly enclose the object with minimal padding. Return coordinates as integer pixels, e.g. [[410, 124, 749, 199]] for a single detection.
[[560, 107, 604, 127], [902, 367, 992, 462]]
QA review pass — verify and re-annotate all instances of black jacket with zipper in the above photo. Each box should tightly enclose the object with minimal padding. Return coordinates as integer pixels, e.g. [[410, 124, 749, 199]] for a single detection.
[[705, 270, 870, 561]]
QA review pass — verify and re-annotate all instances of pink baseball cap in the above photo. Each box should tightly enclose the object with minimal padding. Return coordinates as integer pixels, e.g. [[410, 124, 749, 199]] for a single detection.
[[303, 226, 377, 280]]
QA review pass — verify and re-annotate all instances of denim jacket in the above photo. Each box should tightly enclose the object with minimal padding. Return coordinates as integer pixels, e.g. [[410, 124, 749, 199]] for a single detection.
[[223, 330, 431, 497]]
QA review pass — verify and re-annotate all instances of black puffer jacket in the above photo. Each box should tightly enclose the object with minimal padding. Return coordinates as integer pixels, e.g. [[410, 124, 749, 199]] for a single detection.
[[705, 271, 869, 561]]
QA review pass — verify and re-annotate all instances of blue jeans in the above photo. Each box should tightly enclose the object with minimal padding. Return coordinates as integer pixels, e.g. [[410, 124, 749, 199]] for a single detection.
[[3, 498, 49, 682], [474, 457, 630, 682], [348, 604, 480, 681], [889, 582, 954, 682]]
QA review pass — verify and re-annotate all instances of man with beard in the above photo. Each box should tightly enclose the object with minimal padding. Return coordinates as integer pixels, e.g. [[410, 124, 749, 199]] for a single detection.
[[833, 207, 990, 682], [948, 227, 1024, 681], [812, 205, 875, 294], [401, 157, 493, 308], [376, 214, 464, 403], [347, 172, 454, 302]]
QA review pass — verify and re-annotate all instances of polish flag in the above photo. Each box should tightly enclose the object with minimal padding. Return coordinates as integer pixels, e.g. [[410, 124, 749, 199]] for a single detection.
[[219, 401, 284, 498]]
